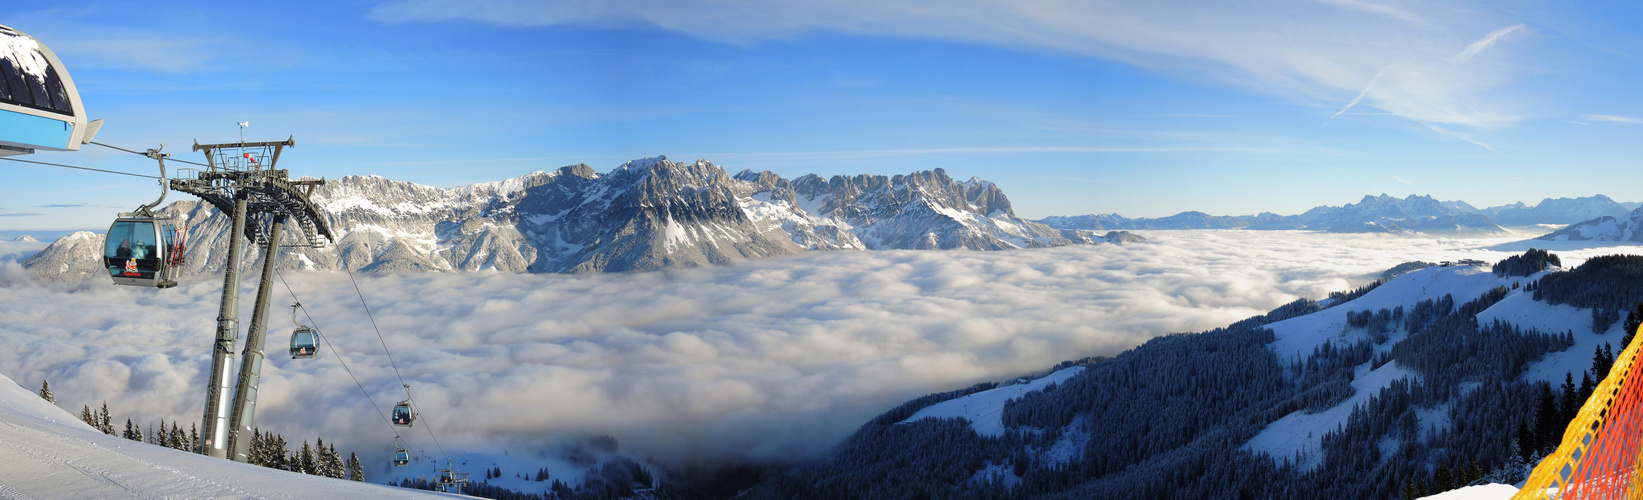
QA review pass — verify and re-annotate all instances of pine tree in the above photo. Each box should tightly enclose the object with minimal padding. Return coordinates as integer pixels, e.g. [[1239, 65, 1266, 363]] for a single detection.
[[348, 453, 364, 482], [1623, 302, 1642, 349], [80, 405, 95, 428], [315, 438, 341, 478], [99, 402, 113, 435], [1434, 463, 1454, 492], [248, 429, 264, 466], [158, 419, 171, 448], [315, 438, 328, 477], [298, 440, 316, 475], [1580, 371, 1596, 405], [38, 380, 53, 404], [1560, 372, 1580, 425], [1594, 345, 1614, 379], [190, 424, 199, 453], [123, 419, 135, 440], [132, 423, 143, 444], [1534, 383, 1561, 454], [326, 444, 343, 476], [170, 422, 184, 451]]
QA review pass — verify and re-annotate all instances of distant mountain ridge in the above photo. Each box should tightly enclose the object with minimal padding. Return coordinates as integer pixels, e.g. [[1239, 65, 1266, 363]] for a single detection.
[[1536, 205, 1643, 243], [23, 156, 1125, 284], [1041, 194, 1638, 234], [1481, 195, 1639, 226]]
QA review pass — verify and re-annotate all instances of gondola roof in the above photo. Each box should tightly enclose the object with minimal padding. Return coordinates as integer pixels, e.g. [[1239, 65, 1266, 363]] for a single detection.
[[0, 24, 99, 155]]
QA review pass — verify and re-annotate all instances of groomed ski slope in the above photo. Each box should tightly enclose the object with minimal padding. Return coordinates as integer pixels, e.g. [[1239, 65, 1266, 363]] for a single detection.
[[0, 370, 451, 499]]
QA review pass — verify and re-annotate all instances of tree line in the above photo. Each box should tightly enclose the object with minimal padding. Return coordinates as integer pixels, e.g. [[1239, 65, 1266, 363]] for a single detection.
[[38, 382, 366, 482]]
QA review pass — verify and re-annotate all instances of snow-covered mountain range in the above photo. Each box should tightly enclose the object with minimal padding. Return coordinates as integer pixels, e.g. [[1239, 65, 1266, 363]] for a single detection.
[[1536, 206, 1643, 243], [1480, 195, 1640, 226], [1042, 194, 1640, 234], [22, 157, 1117, 284]]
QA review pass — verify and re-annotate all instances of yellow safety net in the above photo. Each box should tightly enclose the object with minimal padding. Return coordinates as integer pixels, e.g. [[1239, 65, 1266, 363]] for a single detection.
[[1515, 324, 1643, 500]]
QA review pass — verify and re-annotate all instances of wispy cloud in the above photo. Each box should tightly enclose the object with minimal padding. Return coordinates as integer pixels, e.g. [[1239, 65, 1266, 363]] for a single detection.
[[1457, 24, 1524, 63], [34, 204, 86, 208], [368, 0, 1531, 133], [1328, 70, 1385, 123], [1391, 175, 1413, 185], [1583, 114, 1643, 124], [1312, 0, 1424, 24], [10, 15, 296, 74]]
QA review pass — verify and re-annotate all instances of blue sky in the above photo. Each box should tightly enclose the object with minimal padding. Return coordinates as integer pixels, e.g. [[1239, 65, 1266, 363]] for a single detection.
[[3, 0, 1642, 230]]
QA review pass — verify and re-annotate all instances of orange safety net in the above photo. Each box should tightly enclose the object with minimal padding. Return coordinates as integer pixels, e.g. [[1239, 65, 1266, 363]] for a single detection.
[[1515, 324, 1643, 500]]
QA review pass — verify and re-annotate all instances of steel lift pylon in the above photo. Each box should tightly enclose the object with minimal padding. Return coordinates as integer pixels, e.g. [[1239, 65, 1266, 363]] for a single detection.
[[168, 138, 334, 461]]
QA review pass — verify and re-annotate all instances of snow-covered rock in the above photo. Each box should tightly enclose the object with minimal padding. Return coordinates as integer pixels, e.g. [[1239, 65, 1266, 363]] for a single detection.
[[22, 158, 1087, 284], [1481, 195, 1635, 226]]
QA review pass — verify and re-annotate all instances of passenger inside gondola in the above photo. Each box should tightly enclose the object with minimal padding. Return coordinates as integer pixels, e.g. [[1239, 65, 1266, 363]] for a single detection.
[[106, 221, 160, 278]]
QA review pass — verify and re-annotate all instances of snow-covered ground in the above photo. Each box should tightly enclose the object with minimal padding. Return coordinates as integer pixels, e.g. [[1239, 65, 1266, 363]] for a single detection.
[[1243, 362, 1417, 470], [0, 370, 450, 499], [1244, 255, 1641, 473], [1266, 265, 1517, 361], [1419, 483, 1519, 499], [898, 366, 1084, 437]]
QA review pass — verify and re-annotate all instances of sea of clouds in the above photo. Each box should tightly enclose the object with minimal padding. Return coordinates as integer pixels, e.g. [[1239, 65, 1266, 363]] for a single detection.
[[2, 229, 1637, 476]]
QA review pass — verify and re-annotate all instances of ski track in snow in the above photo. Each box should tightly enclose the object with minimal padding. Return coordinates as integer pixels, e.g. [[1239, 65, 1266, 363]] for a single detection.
[[0, 369, 449, 499]]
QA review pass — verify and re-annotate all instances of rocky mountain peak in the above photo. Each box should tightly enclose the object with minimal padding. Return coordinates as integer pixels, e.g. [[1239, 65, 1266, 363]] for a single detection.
[[23, 157, 1088, 285]]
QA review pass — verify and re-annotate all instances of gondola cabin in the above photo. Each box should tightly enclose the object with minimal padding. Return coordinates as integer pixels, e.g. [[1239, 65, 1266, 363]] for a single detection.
[[290, 327, 317, 359], [392, 401, 416, 427], [393, 448, 409, 467], [0, 24, 101, 156], [105, 216, 181, 288]]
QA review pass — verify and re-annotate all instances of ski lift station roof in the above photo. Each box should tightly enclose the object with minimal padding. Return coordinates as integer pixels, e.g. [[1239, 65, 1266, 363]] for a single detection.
[[0, 24, 100, 156]]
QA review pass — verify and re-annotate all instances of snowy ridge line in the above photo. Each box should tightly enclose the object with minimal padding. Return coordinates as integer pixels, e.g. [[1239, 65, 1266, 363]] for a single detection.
[[24, 156, 1119, 282]]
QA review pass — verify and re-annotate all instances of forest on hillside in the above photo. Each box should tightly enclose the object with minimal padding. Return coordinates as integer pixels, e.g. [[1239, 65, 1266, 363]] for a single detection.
[[747, 253, 1643, 500]]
